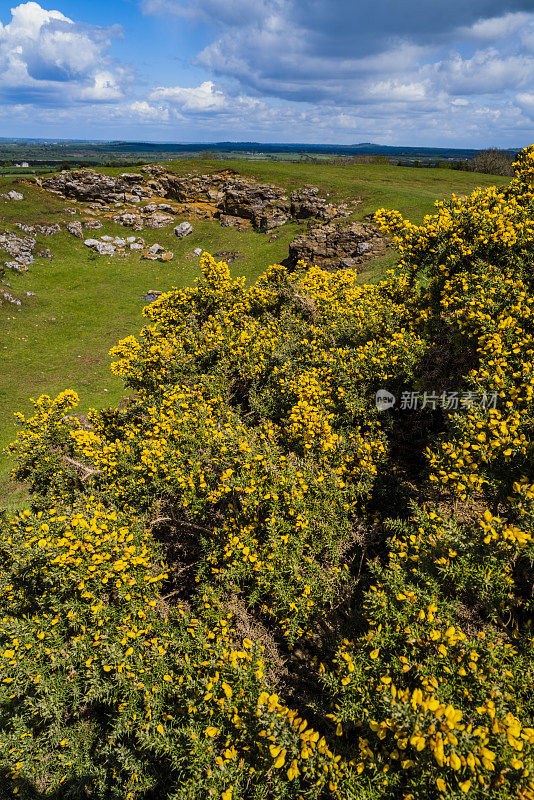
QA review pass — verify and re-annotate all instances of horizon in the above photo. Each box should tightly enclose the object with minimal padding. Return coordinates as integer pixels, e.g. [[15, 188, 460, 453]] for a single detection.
[[0, 1, 533, 146], [0, 136, 522, 152]]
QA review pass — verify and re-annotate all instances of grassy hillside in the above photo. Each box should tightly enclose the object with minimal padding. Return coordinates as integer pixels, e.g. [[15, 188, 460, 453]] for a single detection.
[[0, 161, 509, 507]]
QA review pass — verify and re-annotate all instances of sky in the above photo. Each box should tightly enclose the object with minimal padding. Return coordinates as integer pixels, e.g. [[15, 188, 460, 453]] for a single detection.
[[0, 0, 533, 146]]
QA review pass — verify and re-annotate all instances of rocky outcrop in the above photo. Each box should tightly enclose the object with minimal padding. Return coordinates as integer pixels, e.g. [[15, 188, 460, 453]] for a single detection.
[[287, 221, 385, 271], [41, 171, 151, 203], [67, 221, 84, 238], [0, 230, 36, 270], [39, 169, 349, 232]]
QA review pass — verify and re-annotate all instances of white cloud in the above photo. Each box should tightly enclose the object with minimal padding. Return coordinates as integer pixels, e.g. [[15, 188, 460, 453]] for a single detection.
[[0, 2, 125, 104], [460, 11, 532, 41], [151, 81, 227, 113], [128, 100, 170, 121]]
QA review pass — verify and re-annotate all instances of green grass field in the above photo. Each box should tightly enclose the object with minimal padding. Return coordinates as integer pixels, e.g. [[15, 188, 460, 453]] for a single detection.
[[0, 161, 510, 508]]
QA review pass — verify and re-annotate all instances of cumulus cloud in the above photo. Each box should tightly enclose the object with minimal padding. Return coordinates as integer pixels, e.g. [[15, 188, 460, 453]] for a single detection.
[[151, 81, 227, 113], [139, 0, 534, 144], [0, 1, 126, 104]]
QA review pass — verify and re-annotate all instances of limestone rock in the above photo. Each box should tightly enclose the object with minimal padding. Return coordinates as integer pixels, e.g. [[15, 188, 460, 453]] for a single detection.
[[67, 221, 84, 238], [37, 223, 61, 236], [113, 213, 142, 228], [0, 231, 36, 268], [40, 168, 351, 233], [288, 221, 385, 270], [2, 190, 24, 201], [174, 221, 193, 238], [84, 238, 116, 255], [14, 222, 60, 236], [84, 219, 103, 230], [144, 213, 174, 229], [219, 214, 251, 230]]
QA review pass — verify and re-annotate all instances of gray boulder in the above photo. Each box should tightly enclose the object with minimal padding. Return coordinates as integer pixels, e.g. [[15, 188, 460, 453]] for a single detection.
[[174, 221, 193, 238], [2, 190, 24, 201]]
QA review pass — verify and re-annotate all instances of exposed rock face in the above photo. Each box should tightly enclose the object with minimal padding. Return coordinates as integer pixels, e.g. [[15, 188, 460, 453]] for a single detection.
[[219, 214, 251, 231], [41, 171, 150, 203], [39, 169, 348, 232], [84, 219, 103, 230], [287, 221, 385, 271]]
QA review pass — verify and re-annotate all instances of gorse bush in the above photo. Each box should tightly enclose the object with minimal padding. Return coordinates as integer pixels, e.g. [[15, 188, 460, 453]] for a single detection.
[[2, 145, 534, 799]]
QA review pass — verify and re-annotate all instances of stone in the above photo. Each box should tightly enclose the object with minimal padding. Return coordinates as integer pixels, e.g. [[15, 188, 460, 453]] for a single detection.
[[130, 242, 144, 251], [35, 223, 61, 236], [174, 221, 193, 238], [93, 242, 116, 255], [143, 251, 173, 262], [143, 289, 162, 302], [219, 214, 251, 230], [37, 248, 53, 259], [213, 250, 242, 263], [84, 219, 103, 230], [287, 221, 385, 271], [100, 235, 114, 242], [16, 223, 60, 236], [113, 212, 142, 228], [67, 221, 84, 239], [2, 190, 24, 201], [1, 290, 21, 305], [193, 247, 202, 256], [0, 231, 36, 267], [148, 243, 165, 255], [40, 168, 352, 233], [144, 213, 174, 229], [113, 237, 127, 246]]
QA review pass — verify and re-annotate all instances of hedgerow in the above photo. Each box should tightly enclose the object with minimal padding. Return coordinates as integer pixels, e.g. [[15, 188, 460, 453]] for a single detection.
[[2, 145, 534, 799]]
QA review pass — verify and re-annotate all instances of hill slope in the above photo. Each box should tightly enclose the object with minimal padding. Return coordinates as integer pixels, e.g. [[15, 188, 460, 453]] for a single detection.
[[0, 161, 510, 507]]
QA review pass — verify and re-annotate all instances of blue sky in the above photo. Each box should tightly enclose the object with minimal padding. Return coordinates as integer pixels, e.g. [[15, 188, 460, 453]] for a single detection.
[[0, 0, 533, 146]]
